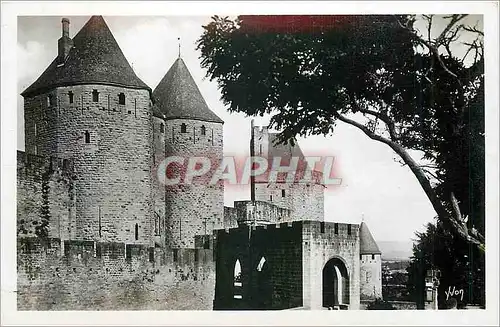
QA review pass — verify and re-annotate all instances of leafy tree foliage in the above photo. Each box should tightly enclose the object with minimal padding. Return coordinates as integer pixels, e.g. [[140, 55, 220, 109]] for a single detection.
[[406, 220, 485, 308], [197, 14, 485, 253]]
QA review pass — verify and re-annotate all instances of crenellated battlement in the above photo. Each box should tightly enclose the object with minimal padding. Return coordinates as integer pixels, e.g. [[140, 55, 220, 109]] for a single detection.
[[17, 237, 213, 268], [302, 220, 360, 237], [17, 150, 74, 177], [230, 200, 292, 225], [17, 237, 216, 310]]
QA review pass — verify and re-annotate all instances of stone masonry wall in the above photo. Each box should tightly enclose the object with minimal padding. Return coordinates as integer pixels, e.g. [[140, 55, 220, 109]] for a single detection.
[[214, 222, 303, 310], [17, 237, 215, 310], [254, 182, 324, 222], [224, 200, 291, 226], [23, 85, 154, 244], [164, 119, 224, 248], [17, 151, 76, 240], [360, 254, 382, 300], [223, 206, 238, 229], [251, 126, 324, 222], [152, 116, 166, 247], [302, 221, 360, 310]]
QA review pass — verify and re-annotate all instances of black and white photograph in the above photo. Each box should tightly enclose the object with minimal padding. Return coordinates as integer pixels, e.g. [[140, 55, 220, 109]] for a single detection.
[[1, 1, 498, 326]]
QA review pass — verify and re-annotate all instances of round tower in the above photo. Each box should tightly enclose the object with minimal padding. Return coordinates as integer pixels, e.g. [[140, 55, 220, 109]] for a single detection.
[[359, 221, 383, 300], [153, 57, 224, 249], [21, 16, 154, 245]]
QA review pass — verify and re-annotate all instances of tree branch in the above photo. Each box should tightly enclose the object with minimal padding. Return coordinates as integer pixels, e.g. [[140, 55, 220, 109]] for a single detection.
[[398, 17, 462, 85], [334, 110, 485, 252], [348, 93, 398, 140], [333, 112, 393, 146], [421, 167, 443, 182]]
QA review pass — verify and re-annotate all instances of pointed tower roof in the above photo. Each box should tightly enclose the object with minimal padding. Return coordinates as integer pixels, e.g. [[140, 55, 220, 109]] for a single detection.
[[359, 222, 381, 255], [21, 16, 150, 97], [268, 133, 304, 158], [153, 57, 223, 123]]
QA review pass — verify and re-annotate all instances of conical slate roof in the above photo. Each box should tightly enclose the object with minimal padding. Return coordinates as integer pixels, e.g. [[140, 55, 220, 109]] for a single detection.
[[21, 16, 150, 97], [153, 57, 223, 123], [359, 222, 381, 255]]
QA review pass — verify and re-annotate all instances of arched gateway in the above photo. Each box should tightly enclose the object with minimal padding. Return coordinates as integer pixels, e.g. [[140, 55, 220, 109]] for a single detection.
[[322, 257, 350, 309]]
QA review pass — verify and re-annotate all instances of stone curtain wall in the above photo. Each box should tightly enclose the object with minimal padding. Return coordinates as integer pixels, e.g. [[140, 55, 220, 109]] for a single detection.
[[17, 151, 76, 239], [17, 237, 215, 310], [23, 85, 154, 244], [164, 119, 224, 248]]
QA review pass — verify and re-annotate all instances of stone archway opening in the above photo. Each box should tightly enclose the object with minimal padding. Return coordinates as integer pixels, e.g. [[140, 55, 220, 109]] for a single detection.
[[322, 257, 350, 309], [233, 259, 242, 300]]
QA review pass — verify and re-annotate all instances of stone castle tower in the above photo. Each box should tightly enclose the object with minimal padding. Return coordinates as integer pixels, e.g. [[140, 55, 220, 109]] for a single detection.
[[250, 123, 324, 222], [359, 221, 383, 300], [20, 15, 224, 250], [21, 16, 154, 245], [153, 57, 224, 248]]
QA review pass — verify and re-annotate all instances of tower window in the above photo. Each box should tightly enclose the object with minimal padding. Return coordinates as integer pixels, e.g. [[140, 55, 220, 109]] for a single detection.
[[282, 189, 286, 197], [118, 93, 125, 105], [347, 224, 352, 235], [160, 123, 165, 133], [47, 94, 54, 107], [134, 223, 139, 241], [201, 125, 206, 136], [334, 223, 339, 234], [92, 89, 99, 102], [372, 254, 375, 260], [320, 222, 325, 233], [84, 131, 90, 143], [259, 144, 262, 155], [181, 123, 187, 133], [68, 91, 74, 104], [269, 195, 273, 202]]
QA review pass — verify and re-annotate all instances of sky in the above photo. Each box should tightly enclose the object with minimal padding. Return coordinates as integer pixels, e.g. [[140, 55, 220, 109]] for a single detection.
[[16, 14, 482, 244]]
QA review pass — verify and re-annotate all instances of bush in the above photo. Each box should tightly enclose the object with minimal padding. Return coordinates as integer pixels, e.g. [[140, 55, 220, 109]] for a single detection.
[[367, 298, 396, 310]]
